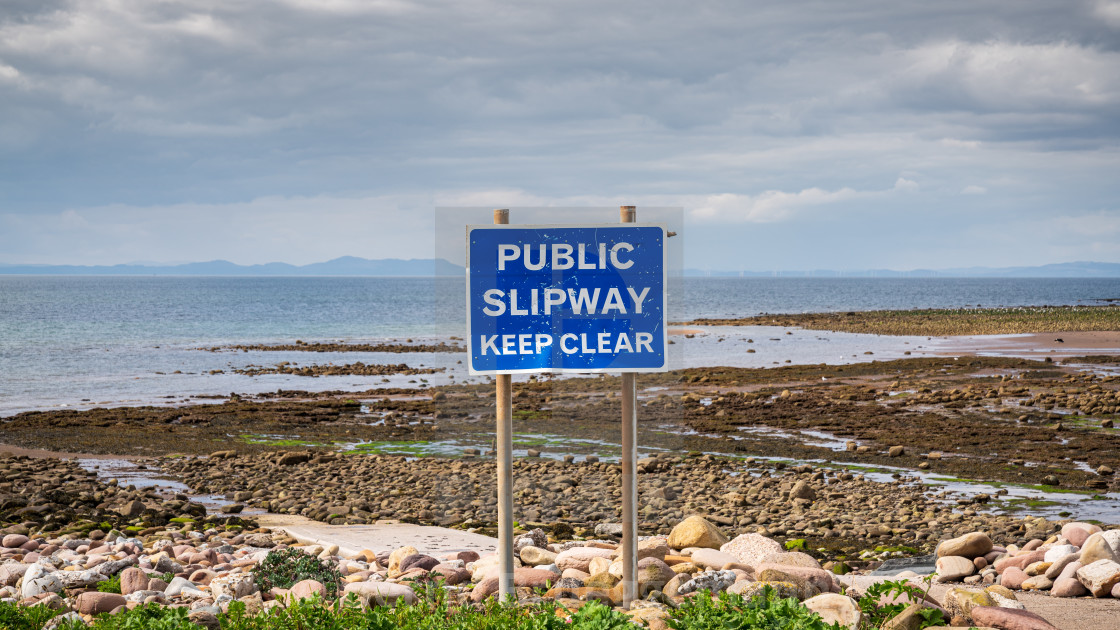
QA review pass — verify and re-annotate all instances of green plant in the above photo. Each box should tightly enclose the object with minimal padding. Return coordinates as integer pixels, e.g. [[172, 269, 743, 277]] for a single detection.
[[0, 601, 68, 630], [96, 574, 122, 594], [668, 587, 842, 630], [254, 547, 343, 599], [87, 603, 196, 630], [854, 579, 945, 630]]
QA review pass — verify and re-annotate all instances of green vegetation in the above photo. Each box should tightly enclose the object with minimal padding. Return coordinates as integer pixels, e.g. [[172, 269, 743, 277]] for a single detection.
[[854, 579, 945, 630], [96, 573, 122, 594], [668, 588, 840, 630], [343, 440, 439, 456], [254, 548, 343, 600], [784, 538, 807, 550], [239, 434, 328, 448], [0, 582, 951, 630], [686, 305, 1120, 336]]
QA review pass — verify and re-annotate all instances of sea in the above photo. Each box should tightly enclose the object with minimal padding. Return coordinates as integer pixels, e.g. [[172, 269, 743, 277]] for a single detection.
[[1, 276, 1118, 416]]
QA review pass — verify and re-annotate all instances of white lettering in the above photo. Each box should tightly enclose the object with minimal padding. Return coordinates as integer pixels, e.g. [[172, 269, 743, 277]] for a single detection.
[[480, 335, 499, 355], [636, 332, 653, 353], [578, 243, 597, 269], [598, 243, 607, 269], [544, 288, 566, 314], [482, 289, 505, 316], [531, 289, 539, 315], [567, 288, 600, 314], [523, 244, 546, 271], [610, 242, 634, 269], [614, 333, 633, 353], [597, 332, 611, 353], [601, 287, 626, 314], [502, 335, 515, 354], [560, 333, 578, 354], [509, 289, 528, 316], [627, 287, 650, 314], [535, 334, 553, 354], [518, 334, 532, 355], [497, 245, 520, 271], [552, 244, 574, 270], [580, 333, 596, 354]]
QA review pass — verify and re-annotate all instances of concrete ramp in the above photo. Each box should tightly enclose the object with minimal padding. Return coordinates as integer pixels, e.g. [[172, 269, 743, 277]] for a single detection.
[[256, 514, 497, 558]]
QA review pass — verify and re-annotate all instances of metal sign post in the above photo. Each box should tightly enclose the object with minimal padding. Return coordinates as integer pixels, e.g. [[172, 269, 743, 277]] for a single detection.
[[466, 207, 667, 608]]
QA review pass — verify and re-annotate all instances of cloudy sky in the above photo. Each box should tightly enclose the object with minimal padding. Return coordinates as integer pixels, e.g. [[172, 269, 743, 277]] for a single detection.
[[1, 0, 1118, 271]]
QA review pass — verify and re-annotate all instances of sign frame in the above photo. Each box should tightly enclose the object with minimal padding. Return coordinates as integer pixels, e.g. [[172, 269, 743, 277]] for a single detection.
[[465, 222, 669, 376]]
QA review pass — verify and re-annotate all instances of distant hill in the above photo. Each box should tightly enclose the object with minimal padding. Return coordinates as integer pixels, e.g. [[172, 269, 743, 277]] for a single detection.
[[4, 258, 1119, 278], [0, 257, 466, 277], [684, 261, 1120, 278]]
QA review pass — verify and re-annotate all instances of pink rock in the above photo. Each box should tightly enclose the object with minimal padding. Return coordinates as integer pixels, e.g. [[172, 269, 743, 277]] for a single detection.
[[20, 540, 39, 552], [446, 551, 479, 563], [1001, 566, 1030, 589], [188, 569, 218, 585], [119, 567, 149, 596], [1113, 581, 1120, 598], [994, 550, 1045, 574], [2, 534, 29, 548], [513, 567, 560, 589], [75, 592, 127, 615], [1021, 540, 1044, 552], [1050, 576, 1088, 598], [289, 579, 326, 600], [470, 576, 500, 602], [1061, 522, 1101, 548], [974, 556, 988, 571], [970, 605, 1059, 630], [431, 565, 470, 585]]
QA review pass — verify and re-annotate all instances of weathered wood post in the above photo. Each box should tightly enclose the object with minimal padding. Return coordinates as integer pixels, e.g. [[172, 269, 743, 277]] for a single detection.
[[493, 208, 515, 601], [620, 205, 638, 608]]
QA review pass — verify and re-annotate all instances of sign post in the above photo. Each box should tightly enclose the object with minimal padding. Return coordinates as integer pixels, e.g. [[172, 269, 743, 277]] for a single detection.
[[467, 208, 667, 607]]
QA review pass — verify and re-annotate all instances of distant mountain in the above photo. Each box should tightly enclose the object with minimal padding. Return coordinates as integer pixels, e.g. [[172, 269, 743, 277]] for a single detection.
[[683, 261, 1120, 278], [0, 257, 466, 277]]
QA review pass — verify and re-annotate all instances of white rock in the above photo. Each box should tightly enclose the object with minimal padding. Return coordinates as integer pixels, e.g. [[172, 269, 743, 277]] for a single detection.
[[935, 556, 975, 582], [163, 577, 197, 597], [691, 548, 739, 570], [21, 573, 63, 599], [209, 573, 257, 600], [1076, 559, 1120, 598], [720, 533, 783, 567], [1044, 545, 1079, 563], [802, 593, 861, 629]]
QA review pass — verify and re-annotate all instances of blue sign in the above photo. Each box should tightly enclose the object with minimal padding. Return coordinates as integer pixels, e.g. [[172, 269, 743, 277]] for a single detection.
[[467, 224, 667, 374]]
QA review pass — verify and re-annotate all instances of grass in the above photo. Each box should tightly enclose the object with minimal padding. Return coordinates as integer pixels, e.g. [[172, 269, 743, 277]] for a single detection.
[[685, 305, 1120, 336]]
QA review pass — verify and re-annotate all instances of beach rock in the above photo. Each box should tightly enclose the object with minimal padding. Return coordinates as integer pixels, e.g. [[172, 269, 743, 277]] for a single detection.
[[585, 572, 619, 589], [431, 565, 470, 585], [520, 546, 557, 567], [802, 593, 861, 629], [117, 500, 146, 518], [399, 554, 440, 573], [2, 534, 29, 548], [970, 605, 1059, 630], [943, 587, 993, 623], [757, 564, 838, 594], [637, 558, 676, 595], [881, 603, 928, 630], [668, 516, 728, 550], [994, 550, 1045, 573], [75, 592, 127, 615], [789, 480, 816, 501], [720, 533, 783, 567], [677, 570, 735, 595], [627, 607, 670, 630], [938, 532, 993, 559], [1060, 522, 1101, 548], [1044, 554, 1079, 580], [1075, 559, 1120, 597], [209, 573, 257, 600], [1001, 567, 1029, 590], [0, 562, 28, 586], [119, 567, 149, 595], [388, 545, 419, 577], [289, 579, 327, 601], [728, 580, 799, 600], [634, 538, 669, 561], [188, 611, 220, 630], [1079, 531, 1120, 565], [555, 547, 615, 572], [690, 548, 738, 570], [1020, 575, 1052, 591], [344, 581, 418, 606], [760, 551, 821, 569], [1042, 545, 1077, 564], [1050, 576, 1087, 597], [935, 556, 975, 582]]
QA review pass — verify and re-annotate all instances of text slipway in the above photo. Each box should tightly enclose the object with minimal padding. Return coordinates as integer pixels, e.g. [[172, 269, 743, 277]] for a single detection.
[[480, 286, 651, 317]]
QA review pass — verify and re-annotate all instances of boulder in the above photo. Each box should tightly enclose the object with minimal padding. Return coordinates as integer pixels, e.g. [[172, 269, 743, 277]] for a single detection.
[[288, 579, 326, 601], [74, 592, 127, 615], [519, 546, 557, 567], [802, 593, 861, 629], [1079, 530, 1120, 565], [935, 556, 975, 582], [1060, 522, 1101, 548], [209, 573, 256, 600], [882, 603, 930, 630], [636, 558, 676, 595], [1020, 575, 1052, 591], [1, 534, 29, 548], [119, 567, 149, 596], [942, 587, 992, 623], [387, 545, 419, 577], [938, 532, 993, 559], [555, 547, 616, 572], [1042, 545, 1077, 564], [970, 605, 1059, 630], [344, 581, 418, 606], [760, 551, 821, 569], [994, 550, 1045, 573], [1043, 553, 1079, 580], [1001, 567, 1029, 590], [789, 480, 816, 501], [1075, 559, 1120, 598], [720, 533, 784, 567], [399, 554, 440, 573], [757, 564, 838, 594], [1050, 577, 1087, 598], [690, 548, 739, 569], [668, 516, 728, 550]]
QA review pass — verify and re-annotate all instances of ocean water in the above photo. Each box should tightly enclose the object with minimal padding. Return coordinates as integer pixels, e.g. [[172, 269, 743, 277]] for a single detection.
[[1, 276, 1118, 415]]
